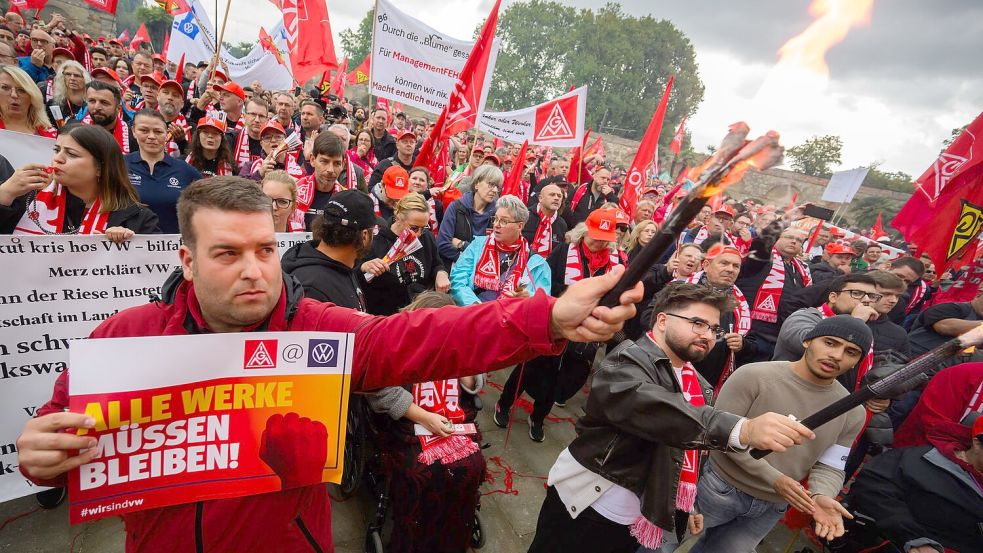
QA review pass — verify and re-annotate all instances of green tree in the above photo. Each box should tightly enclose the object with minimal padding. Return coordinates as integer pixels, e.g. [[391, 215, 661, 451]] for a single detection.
[[135, 4, 173, 52], [223, 41, 256, 59], [861, 164, 913, 193], [845, 195, 904, 234], [786, 135, 843, 178], [942, 125, 967, 150], [340, 9, 374, 64]]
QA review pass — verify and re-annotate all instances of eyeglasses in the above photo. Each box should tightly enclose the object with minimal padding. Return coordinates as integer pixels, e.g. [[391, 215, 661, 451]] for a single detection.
[[665, 312, 725, 339], [0, 83, 26, 96], [491, 217, 520, 227], [270, 198, 293, 209], [839, 289, 884, 302]]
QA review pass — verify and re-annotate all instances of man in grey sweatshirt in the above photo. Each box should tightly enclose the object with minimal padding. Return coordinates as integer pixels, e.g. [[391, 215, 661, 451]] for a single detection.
[[690, 316, 870, 553]]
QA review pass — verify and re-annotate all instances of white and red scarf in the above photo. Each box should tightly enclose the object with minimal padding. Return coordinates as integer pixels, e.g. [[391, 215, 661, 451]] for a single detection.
[[295, 174, 345, 213], [683, 271, 751, 392], [342, 158, 358, 190], [905, 280, 928, 314], [184, 154, 233, 176], [532, 207, 557, 257], [14, 181, 108, 235], [82, 112, 130, 153], [412, 379, 479, 465], [233, 129, 256, 166], [750, 250, 811, 323], [474, 236, 530, 294], [250, 151, 303, 180], [569, 183, 590, 211], [565, 241, 622, 285], [631, 341, 704, 549], [692, 225, 710, 245], [426, 196, 439, 236], [165, 114, 189, 156], [819, 303, 874, 390]]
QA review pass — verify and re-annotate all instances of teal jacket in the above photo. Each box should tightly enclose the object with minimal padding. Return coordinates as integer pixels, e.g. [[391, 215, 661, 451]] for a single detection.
[[450, 236, 551, 305]]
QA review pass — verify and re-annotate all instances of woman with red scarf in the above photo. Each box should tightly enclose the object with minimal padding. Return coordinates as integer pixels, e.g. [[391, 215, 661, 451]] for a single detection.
[[348, 129, 377, 173], [0, 123, 159, 238], [366, 291, 487, 553], [495, 208, 628, 442]]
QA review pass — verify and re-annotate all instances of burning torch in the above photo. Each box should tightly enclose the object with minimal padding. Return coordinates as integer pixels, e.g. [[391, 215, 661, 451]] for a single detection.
[[600, 122, 785, 307]]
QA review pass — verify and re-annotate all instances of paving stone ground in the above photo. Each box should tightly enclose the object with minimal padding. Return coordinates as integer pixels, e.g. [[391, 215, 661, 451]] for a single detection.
[[0, 367, 813, 553]]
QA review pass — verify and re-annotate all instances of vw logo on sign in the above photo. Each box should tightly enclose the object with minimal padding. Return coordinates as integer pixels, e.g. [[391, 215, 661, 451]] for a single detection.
[[307, 339, 339, 368]]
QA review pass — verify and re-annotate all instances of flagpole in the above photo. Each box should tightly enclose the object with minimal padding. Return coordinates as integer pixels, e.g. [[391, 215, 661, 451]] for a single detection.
[[367, 0, 380, 106], [210, 0, 233, 81]]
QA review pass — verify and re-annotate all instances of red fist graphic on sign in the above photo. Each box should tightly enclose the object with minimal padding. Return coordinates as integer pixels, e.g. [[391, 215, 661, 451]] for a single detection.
[[259, 412, 328, 490]]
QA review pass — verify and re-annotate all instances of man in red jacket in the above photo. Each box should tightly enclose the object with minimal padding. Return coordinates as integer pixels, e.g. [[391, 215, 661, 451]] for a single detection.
[[14, 176, 645, 553]]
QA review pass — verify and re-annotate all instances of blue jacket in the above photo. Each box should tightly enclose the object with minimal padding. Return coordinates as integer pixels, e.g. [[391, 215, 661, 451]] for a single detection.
[[450, 236, 550, 306], [436, 192, 495, 264], [18, 56, 52, 84]]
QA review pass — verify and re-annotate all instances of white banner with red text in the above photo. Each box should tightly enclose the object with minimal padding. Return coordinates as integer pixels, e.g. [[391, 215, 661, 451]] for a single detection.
[[477, 87, 587, 148], [370, 0, 499, 113], [0, 233, 309, 504]]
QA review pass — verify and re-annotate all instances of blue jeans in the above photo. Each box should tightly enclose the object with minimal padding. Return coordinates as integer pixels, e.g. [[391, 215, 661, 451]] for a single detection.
[[688, 464, 788, 553]]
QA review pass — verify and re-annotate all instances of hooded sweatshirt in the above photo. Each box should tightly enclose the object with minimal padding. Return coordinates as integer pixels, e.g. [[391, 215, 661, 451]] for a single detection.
[[280, 240, 365, 310], [436, 192, 495, 264]]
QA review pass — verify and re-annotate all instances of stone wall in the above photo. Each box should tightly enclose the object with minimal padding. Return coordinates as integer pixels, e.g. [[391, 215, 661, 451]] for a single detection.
[[38, 1, 116, 40]]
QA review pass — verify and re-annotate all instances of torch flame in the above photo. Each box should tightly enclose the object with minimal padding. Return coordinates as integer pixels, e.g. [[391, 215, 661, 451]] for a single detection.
[[777, 0, 874, 77], [702, 131, 784, 198]]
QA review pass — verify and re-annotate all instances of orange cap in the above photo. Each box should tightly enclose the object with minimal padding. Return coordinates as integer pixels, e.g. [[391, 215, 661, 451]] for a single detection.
[[383, 166, 410, 200], [261, 120, 286, 137], [585, 208, 620, 241]]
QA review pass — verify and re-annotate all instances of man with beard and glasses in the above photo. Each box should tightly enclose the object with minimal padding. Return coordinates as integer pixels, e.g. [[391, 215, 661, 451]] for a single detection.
[[81, 80, 131, 153], [280, 189, 377, 310], [625, 243, 705, 341], [691, 316, 870, 553], [528, 282, 818, 553], [156, 77, 189, 157]]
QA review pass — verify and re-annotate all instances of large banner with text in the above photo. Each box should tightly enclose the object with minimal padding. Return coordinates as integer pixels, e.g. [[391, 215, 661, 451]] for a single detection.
[[0, 233, 309, 503], [370, 0, 499, 113], [68, 331, 352, 523], [478, 87, 588, 148]]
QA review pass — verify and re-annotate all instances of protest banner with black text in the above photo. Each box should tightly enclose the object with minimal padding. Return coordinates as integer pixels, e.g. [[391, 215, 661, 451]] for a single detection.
[[477, 86, 587, 148], [0, 234, 309, 503]]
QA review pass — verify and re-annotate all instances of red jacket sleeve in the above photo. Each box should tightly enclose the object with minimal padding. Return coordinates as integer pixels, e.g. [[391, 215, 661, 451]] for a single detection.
[[317, 290, 566, 391]]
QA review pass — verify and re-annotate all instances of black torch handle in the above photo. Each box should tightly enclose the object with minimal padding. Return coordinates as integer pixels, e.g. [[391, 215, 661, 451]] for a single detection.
[[748, 386, 876, 459]]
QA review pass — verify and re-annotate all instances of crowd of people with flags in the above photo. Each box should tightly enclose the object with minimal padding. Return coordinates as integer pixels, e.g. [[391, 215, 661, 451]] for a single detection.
[[2, 4, 983, 553]]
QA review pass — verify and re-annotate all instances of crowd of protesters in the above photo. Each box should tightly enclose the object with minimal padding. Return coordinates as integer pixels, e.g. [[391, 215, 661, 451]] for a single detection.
[[2, 8, 982, 553]]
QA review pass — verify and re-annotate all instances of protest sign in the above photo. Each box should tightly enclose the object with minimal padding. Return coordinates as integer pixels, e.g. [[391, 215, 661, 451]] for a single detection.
[[821, 167, 869, 203], [370, 0, 499, 113], [0, 129, 55, 167], [68, 330, 352, 523], [168, 0, 293, 89], [0, 233, 309, 503], [477, 87, 587, 148]]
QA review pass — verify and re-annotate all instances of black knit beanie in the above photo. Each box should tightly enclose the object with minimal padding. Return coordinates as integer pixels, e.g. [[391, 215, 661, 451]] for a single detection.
[[803, 315, 873, 354]]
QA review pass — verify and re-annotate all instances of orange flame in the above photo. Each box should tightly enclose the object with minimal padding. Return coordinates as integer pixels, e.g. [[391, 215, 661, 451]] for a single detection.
[[777, 0, 873, 77]]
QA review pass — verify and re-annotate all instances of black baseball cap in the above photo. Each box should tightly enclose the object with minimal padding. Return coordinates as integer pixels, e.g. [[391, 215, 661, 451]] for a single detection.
[[323, 190, 376, 230]]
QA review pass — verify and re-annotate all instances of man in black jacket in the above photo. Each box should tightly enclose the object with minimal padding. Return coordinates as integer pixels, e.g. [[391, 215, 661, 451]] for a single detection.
[[528, 282, 817, 553], [522, 183, 567, 258], [564, 166, 617, 228], [280, 190, 376, 310]]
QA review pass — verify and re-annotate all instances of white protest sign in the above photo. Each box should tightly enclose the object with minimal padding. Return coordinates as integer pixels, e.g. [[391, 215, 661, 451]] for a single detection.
[[0, 129, 55, 167], [168, 0, 294, 89], [0, 233, 309, 503], [478, 87, 587, 148], [370, 0, 499, 113], [821, 167, 870, 203]]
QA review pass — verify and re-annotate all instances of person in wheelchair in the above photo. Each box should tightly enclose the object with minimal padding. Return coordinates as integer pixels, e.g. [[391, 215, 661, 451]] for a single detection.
[[833, 414, 983, 553], [366, 291, 487, 553]]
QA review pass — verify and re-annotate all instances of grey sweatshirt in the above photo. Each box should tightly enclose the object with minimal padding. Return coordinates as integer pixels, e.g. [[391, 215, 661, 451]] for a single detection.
[[772, 307, 824, 361], [708, 361, 865, 503]]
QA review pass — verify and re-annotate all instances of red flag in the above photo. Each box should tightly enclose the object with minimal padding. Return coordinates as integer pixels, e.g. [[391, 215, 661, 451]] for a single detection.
[[567, 129, 590, 185], [414, 0, 501, 173], [786, 192, 798, 213], [329, 56, 348, 98], [159, 0, 190, 14], [927, 239, 983, 306], [161, 31, 170, 58], [393, 101, 405, 114], [376, 97, 390, 113], [584, 135, 604, 159], [84, 0, 118, 14], [173, 52, 185, 83], [13, 0, 48, 12], [259, 26, 287, 67], [539, 146, 553, 176], [502, 140, 530, 202], [117, 29, 130, 43], [619, 76, 674, 219], [669, 117, 686, 155], [271, 0, 339, 85], [130, 23, 150, 50], [870, 212, 888, 240], [346, 55, 370, 85], [892, 111, 983, 270]]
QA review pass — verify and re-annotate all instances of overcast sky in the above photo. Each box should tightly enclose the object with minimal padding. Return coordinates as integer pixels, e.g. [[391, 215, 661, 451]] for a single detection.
[[210, 0, 983, 177]]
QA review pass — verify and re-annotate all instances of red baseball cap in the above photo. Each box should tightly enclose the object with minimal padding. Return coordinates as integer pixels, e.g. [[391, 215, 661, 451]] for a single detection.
[[714, 204, 736, 218], [484, 153, 501, 167], [706, 243, 744, 260], [90, 67, 123, 87], [396, 129, 416, 141], [586, 208, 620, 241], [108, 38, 121, 46], [196, 115, 227, 134], [383, 166, 411, 200], [260, 120, 286, 137], [213, 81, 245, 100], [614, 209, 631, 227], [212, 69, 229, 81], [51, 47, 75, 61], [152, 53, 166, 63], [826, 242, 857, 257], [159, 79, 184, 94], [139, 71, 164, 86]]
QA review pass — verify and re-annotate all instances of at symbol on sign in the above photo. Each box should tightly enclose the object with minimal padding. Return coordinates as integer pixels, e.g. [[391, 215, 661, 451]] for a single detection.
[[312, 343, 335, 364], [282, 344, 304, 361]]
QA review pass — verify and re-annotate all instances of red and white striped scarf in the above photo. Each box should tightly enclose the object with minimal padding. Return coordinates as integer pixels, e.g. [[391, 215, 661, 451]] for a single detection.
[[569, 183, 590, 211], [565, 241, 621, 285], [412, 379, 479, 466], [165, 114, 189, 156], [426, 196, 438, 236], [532, 207, 557, 257], [631, 340, 704, 549], [295, 174, 345, 213], [341, 158, 358, 190], [82, 112, 130, 153], [233, 129, 255, 166], [474, 236, 529, 294], [750, 250, 811, 323], [184, 154, 233, 176], [682, 271, 751, 392], [250, 151, 303, 180], [818, 303, 873, 390], [905, 280, 928, 314], [14, 181, 108, 235]]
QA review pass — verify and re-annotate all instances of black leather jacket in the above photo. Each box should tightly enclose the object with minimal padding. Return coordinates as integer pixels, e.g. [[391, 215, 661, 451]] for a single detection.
[[568, 335, 742, 531]]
